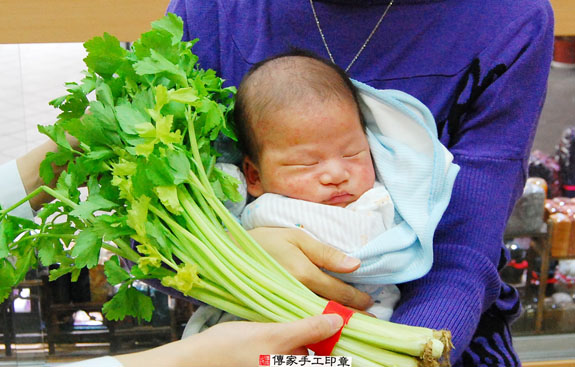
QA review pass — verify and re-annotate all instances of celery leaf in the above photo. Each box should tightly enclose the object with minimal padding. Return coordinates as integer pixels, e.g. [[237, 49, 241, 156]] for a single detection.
[[104, 256, 131, 286], [102, 284, 154, 322], [71, 228, 102, 268]]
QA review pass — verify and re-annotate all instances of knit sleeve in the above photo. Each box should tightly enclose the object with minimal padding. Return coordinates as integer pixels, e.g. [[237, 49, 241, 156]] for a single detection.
[[390, 2, 554, 362]]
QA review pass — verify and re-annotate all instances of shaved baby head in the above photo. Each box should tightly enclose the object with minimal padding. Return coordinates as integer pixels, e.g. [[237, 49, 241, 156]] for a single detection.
[[233, 50, 365, 163]]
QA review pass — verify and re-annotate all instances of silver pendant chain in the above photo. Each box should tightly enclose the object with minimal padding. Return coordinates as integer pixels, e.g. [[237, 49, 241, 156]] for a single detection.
[[309, 0, 394, 72]]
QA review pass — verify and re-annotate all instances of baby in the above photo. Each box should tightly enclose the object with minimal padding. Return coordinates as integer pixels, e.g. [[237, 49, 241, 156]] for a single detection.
[[233, 50, 399, 320], [185, 50, 457, 335]]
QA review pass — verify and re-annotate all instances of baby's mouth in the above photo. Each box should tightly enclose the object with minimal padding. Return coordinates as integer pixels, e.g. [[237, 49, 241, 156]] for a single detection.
[[324, 192, 354, 206]]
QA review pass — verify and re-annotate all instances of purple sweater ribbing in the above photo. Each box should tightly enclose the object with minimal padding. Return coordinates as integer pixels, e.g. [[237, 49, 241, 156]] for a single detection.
[[166, 0, 554, 362]]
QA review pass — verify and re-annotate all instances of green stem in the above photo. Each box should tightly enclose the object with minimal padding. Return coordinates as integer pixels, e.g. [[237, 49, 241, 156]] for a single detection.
[[188, 285, 270, 323], [206, 193, 314, 295], [101, 243, 132, 260], [185, 108, 213, 191], [0, 186, 45, 217], [19, 233, 76, 241], [178, 197, 314, 320], [334, 343, 419, 367], [150, 203, 305, 322], [344, 313, 438, 356], [42, 186, 79, 210], [107, 238, 140, 264], [177, 189, 321, 313]]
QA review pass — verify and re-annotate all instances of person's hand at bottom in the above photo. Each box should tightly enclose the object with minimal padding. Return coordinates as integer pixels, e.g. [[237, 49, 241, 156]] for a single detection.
[[115, 313, 344, 367]]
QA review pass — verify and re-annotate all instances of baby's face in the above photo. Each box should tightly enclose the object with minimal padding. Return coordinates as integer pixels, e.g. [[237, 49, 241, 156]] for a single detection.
[[244, 98, 375, 207]]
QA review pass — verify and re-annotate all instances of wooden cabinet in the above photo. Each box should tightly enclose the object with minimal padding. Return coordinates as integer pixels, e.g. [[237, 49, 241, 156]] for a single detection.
[[0, 0, 170, 44], [551, 0, 575, 36]]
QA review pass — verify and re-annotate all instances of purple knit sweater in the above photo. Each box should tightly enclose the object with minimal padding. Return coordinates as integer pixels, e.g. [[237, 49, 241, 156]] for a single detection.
[[166, 0, 554, 363]]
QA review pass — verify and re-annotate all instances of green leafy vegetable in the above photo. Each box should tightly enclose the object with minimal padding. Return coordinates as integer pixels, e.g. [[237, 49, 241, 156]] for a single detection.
[[0, 13, 451, 366]]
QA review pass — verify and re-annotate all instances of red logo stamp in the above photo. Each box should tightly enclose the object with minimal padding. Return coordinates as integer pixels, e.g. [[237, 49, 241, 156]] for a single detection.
[[259, 354, 271, 366]]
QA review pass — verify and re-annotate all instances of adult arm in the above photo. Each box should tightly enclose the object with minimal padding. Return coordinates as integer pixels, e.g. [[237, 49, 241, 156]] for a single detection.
[[62, 314, 343, 367], [390, 3, 555, 362], [0, 140, 60, 218]]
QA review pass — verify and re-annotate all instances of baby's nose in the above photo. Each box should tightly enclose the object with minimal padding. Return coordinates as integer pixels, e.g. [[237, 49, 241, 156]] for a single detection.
[[319, 162, 350, 185]]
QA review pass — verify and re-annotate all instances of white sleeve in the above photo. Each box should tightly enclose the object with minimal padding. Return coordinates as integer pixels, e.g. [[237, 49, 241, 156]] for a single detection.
[[57, 356, 123, 367], [0, 159, 35, 219]]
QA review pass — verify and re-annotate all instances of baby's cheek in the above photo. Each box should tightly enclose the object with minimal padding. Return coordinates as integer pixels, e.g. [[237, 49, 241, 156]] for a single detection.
[[284, 178, 307, 196], [281, 175, 317, 200], [358, 164, 376, 186]]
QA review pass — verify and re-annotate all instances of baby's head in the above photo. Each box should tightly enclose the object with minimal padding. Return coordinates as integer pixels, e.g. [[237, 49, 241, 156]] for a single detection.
[[234, 51, 375, 207]]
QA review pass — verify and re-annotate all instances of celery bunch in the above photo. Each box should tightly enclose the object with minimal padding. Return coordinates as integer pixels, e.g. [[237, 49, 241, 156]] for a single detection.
[[0, 14, 451, 367]]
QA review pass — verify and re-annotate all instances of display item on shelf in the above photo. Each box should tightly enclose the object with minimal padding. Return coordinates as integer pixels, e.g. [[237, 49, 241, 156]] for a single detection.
[[549, 212, 572, 257], [557, 259, 575, 277], [542, 297, 575, 333], [555, 260, 575, 296], [529, 150, 561, 198], [505, 178, 546, 234], [529, 264, 557, 298], [544, 198, 575, 256], [552, 36, 575, 69], [551, 292, 573, 306], [529, 177, 549, 198], [501, 240, 528, 285], [556, 127, 575, 198]]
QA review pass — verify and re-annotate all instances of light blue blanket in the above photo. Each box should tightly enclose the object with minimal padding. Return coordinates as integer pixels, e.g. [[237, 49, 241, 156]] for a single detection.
[[332, 81, 460, 285]]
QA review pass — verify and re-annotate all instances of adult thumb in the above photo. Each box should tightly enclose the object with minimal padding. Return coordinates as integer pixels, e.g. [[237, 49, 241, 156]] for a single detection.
[[280, 314, 343, 348]]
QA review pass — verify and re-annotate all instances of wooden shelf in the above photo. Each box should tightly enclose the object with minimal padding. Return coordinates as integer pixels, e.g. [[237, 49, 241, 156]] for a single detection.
[[519, 220, 575, 334]]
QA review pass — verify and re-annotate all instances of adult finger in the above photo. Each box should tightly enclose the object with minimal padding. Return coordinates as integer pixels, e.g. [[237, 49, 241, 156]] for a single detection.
[[287, 229, 361, 273], [278, 314, 343, 351], [248, 228, 373, 309], [286, 230, 373, 309], [304, 269, 373, 310]]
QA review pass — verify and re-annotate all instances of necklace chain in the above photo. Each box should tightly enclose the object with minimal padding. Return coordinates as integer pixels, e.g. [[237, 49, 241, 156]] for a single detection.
[[309, 0, 394, 73]]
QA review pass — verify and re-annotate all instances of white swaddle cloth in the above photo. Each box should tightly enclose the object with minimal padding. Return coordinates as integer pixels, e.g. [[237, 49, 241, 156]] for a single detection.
[[241, 183, 394, 253]]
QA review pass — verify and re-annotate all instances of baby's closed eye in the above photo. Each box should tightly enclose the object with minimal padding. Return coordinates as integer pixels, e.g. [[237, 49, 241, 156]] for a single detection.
[[343, 150, 368, 159], [282, 160, 319, 168]]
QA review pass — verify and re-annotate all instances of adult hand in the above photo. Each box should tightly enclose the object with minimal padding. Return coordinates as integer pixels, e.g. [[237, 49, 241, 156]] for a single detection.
[[16, 140, 60, 210], [16, 135, 80, 210], [115, 314, 344, 367], [248, 227, 373, 310]]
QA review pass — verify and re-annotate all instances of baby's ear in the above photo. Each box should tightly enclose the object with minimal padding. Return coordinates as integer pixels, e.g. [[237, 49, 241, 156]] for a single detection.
[[243, 157, 264, 198]]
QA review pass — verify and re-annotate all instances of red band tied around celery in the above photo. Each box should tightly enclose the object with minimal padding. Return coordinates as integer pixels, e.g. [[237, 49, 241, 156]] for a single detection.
[[307, 301, 355, 356]]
